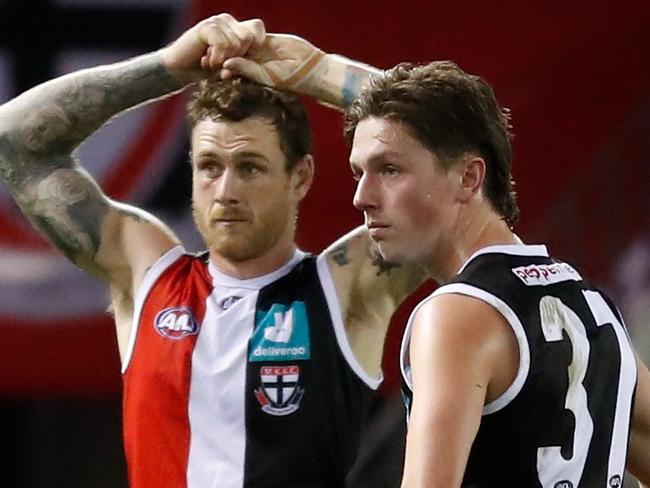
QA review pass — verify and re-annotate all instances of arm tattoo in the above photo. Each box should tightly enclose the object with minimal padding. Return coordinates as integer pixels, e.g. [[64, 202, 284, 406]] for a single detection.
[[0, 52, 181, 267], [341, 65, 374, 107], [329, 242, 350, 267], [371, 250, 401, 276], [25, 167, 109, 265], [8, 52, 181, 158]]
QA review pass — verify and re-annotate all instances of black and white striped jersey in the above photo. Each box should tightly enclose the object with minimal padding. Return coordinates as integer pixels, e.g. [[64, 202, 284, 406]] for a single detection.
[[400, 244, 637, 488]]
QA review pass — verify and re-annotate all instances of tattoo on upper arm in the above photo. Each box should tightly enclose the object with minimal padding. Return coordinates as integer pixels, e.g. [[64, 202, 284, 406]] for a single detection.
[[329, 242, 350, 266], [371, 250, 401, 276], [117, 206, 147, 224], [0, 52, 180, 269], [26, 167, 109, 264]]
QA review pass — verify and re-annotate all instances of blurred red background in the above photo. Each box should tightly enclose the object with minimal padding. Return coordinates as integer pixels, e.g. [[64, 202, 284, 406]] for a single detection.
[[1, 0, 649, 400]]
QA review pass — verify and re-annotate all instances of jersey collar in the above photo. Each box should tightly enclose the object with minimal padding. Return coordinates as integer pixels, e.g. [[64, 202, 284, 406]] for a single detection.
[[457, 244, 549, 275], [208, 249, 306, 289]]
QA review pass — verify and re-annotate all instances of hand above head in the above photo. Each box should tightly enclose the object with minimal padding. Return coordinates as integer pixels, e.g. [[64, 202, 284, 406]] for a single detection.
[[221, 33, 380, 109], [159, 13, 266, 85], [220, 33, 326, 93]]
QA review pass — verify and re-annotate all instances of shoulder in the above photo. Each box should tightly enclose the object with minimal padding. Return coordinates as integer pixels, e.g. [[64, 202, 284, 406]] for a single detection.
[[409, 291, 521, 404], [409, 291, 517, 377], [319, 226, 426, 319], [412, 292, 510, 346]]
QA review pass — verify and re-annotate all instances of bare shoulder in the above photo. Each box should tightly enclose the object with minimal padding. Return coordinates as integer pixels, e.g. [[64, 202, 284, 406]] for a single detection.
[[411, 292, 519, 403], [109, 202, 180, 288], [412, 293, 510, 353], [105, 203, 180, 359]]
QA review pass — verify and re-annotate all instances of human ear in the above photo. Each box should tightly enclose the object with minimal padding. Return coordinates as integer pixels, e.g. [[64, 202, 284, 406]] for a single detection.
[[457, 155, 485, 202], [292, 155, 315, 201]]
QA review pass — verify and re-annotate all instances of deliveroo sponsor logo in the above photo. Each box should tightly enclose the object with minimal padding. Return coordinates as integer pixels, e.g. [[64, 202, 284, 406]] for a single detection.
[[249, 301, 310, 361]]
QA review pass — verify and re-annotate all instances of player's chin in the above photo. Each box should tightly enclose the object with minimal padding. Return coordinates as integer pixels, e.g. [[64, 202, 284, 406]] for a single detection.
[[211, 233, 272, 262], [211, 240, 243, 259], [375, 242, 402, 264]]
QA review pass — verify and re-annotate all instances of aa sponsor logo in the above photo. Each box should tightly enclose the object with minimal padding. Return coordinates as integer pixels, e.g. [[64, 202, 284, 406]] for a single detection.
[[154, 306, 199, 339]]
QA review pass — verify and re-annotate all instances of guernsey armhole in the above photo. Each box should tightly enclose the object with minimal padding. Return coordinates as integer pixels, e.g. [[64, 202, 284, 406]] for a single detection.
[[316, 254, 383, 390], [401, 284, 531, 415], [430, 283, 531, 415], [399, 295, 435, 392], [121, 245, 186, 374]]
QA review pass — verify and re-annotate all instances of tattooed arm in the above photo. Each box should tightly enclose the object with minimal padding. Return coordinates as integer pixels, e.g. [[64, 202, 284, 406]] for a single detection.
[[0, 14, 265, 355], [220, 33, 381, 109], [0, 51, 184, 278], [0, 13, 264, 275], [0, 53, 185, 356], [322, 226, 427, 378]]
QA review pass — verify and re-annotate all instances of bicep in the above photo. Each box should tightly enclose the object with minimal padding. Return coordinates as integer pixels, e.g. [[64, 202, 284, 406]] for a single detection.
[[627, 353, 650, 483]]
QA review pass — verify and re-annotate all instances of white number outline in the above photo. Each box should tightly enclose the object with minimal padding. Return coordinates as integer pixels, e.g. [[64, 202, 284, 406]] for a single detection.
[[536, 291, 635, 487]]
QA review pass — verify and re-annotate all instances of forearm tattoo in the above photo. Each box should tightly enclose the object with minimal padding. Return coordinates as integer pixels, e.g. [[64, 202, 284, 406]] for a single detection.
[[341, 65, 373, 107], [11, 53, 180, 157], [0, 52, 179, 265]]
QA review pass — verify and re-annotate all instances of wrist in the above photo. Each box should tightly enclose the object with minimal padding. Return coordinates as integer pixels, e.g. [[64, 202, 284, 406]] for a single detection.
[[298, 53, 381, 109], [156, 48, 199, 89]]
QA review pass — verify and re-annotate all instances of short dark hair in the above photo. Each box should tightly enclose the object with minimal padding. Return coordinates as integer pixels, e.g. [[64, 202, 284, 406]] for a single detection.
[[344, 61, 518, 227], [187, 78, 312, 171]]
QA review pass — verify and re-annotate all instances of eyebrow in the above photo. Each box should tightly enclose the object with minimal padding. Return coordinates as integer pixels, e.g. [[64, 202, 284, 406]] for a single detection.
[[234, 151, 270, 163], [193, 150, 269, 163], [350, 150, 403, 167]]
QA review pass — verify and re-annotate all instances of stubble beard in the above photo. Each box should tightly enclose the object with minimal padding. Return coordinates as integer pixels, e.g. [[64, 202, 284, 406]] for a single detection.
[[193, 203, 293, 263]]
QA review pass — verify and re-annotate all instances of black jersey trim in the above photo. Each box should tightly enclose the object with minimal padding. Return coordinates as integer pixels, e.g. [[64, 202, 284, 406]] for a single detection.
[[457, 244, 549, 274]]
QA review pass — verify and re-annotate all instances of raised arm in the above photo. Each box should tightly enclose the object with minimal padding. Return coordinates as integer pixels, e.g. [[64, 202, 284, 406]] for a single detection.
[[221, 33, 382, 109], [0, 14, 264, 276], [0, 51, 183, 274], [0, 14, 264, 355], [219, 33, 423, 377]]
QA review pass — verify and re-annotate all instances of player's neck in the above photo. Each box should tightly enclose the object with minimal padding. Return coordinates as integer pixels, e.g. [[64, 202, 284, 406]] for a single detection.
[[426, 208, 519, 283], [209, 240, 298, 280]]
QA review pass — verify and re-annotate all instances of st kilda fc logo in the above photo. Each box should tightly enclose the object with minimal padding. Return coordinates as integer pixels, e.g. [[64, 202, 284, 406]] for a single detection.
[[254, 365, 304, 416]]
